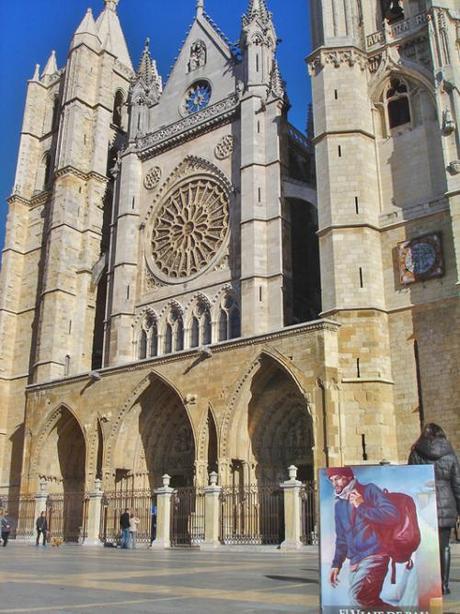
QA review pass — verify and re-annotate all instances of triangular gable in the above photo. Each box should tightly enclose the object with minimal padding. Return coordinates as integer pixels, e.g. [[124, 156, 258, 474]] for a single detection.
[[149, 12, 239, 133]]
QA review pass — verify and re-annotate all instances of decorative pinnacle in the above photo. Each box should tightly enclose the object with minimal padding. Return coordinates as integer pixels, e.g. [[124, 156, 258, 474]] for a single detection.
[[104, 0, 119, 11], [197, 0, 204, 17]]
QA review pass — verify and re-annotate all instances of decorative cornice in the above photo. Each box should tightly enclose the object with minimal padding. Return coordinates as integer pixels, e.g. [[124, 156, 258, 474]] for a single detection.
[[25, 319, 340, 393], [55, 166, 109, 184], [308, 47, 368, 75], [136, 93, 239, 160]]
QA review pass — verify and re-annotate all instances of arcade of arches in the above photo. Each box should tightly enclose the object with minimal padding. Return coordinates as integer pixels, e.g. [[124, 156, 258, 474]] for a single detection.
[[28, 352, 318, 496]]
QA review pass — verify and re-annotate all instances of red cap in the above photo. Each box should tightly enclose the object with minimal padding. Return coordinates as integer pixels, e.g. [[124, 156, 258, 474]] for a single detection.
[[326, 467, 354, 480]]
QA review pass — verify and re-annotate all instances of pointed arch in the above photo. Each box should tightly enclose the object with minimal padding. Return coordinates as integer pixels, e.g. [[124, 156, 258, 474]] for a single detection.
[[220, 349, 311, 461], [30, 403, 87, 475], [104, 369, 193, 477]]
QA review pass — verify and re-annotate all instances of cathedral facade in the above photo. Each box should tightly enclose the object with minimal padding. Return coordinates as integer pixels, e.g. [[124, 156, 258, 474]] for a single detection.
[[0, 0, 458, 513]]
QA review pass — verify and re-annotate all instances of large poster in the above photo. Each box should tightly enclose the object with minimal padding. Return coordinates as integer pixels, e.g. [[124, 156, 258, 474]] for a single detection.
[[319, 465, 442, 614]]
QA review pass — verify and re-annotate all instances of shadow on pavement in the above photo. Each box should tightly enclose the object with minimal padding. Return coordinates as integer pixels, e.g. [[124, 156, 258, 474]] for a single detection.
[[265, 575, 319, 585]]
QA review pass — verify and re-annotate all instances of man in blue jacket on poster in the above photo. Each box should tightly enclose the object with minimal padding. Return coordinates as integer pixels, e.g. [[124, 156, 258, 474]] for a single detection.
[[328, 467, 400, 608]]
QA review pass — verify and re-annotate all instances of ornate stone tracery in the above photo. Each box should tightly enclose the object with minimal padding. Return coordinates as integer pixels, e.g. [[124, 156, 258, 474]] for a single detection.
[[150, 179, 228, 279], [214, 135, 234, 160], [146, 158, 231, 282], [144, 166, 162, 190]]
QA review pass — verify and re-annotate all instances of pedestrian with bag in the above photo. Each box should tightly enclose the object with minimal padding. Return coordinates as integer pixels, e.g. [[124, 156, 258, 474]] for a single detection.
[[35, 511, 47, 546], [129, 512, 140, 549], [1, 511, 12, 547], [408, 422, 460, 595], [119, 508, 130, 549]]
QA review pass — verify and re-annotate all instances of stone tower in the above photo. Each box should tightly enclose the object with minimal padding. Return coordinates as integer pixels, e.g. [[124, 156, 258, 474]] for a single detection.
[[0, 0, 322, 497], [0, 0, 134, 490], [309, 0, 460, 460]]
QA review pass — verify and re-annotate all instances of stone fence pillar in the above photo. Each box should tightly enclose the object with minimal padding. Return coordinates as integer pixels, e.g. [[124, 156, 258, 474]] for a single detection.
[[33, 479, 48, 542], [280, 465, 303, 551], [84, 479, 103, 546], [151, 474, 174, 550], [202, 471, 221, 550]]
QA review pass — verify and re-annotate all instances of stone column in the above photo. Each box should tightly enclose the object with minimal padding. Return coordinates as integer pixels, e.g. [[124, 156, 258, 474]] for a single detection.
[[280, 465, 303, 551], [202, 472, 222, 550], [83, 479, 103, 546], [151, 474, 173, 550]]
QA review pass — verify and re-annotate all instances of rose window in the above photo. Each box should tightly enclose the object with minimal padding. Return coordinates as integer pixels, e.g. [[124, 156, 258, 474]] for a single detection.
[[150, 178, 229, 280]]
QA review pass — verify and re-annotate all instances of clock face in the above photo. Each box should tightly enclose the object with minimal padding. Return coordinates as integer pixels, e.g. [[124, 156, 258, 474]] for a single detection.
[[398, 233, 444, 285], [184, 81, 211, 114], [405, 242, 436, 275]]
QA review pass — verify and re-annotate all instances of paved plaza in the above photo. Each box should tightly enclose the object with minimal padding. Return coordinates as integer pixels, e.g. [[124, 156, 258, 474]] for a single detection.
[[0, 544, 459, 613]]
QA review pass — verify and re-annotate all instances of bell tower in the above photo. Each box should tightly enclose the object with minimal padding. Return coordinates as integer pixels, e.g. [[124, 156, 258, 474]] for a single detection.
[[309, 0, 460, 459]]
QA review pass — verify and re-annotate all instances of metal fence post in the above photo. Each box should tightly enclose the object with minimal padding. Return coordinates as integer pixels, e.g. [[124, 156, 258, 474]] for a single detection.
[[151, 474, 173, 550]]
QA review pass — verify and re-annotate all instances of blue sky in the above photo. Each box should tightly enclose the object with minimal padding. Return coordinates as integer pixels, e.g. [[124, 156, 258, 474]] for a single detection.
[[0, 0, 312, 250]]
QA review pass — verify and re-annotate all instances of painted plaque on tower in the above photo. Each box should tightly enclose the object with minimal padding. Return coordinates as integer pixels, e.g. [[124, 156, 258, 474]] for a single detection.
[[319, 464, 442, 614]]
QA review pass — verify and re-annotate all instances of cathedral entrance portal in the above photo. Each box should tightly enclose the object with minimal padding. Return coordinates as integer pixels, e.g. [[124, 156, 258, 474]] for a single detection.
[[112, 375, 196, 493], [221, 355, 313, 544], [37, 406, 86, 542]]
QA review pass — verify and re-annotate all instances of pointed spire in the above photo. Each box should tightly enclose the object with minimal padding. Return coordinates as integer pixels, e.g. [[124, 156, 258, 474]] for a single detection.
[[136, 38, 162, 94], [243, 0, 271, 26], [71, 8, 101, 52], [196, 0, 204, 17], [75, 8, 98, 36], [104, 0, 119, 11], [268, 58, 285, 99], [42, 50, 58, 80], [31, 64, 40, 82], [96, 0, 132, 69]]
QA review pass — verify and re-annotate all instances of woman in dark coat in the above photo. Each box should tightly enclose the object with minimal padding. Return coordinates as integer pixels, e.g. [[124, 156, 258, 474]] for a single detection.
[[409, 423, 460, 594]]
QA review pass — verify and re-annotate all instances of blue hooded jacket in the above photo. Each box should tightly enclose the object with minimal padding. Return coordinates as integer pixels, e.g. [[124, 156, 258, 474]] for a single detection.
[[332, 481, 400, 568]]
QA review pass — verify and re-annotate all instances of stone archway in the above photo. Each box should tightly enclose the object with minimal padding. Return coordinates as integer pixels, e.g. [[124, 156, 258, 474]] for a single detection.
[[227, 354, 313, 486], [111, 375, 196, 491], [36, 406, 86, 541]]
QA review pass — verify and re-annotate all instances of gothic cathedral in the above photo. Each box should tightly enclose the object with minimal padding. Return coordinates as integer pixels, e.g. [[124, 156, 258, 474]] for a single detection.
[[0, 0, 458, 507]]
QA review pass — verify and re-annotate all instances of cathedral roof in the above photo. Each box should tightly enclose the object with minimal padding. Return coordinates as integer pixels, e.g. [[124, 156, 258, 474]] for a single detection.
[[96, 0, 133, 69]]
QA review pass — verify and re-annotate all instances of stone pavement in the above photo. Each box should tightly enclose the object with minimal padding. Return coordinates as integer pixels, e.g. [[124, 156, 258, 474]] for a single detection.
[[0, 543, 459, 613]]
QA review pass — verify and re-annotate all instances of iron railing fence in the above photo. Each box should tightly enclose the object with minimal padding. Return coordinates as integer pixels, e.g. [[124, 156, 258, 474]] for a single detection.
[[300, 481, 318, 545], [0, 494, 36, 539], [219, 483, 284, 545], [46, 492, 89, 543], [100, 490, 156, 545], [170, 487, 205, 547]]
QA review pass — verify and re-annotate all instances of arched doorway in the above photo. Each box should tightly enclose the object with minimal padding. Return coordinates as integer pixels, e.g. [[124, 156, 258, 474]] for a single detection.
[[248, 357, 313, 484], [227, 354, 313, 486], [111, 375, 196, 492], [222, 355, 313, 544], [38, 407, 86, 541]]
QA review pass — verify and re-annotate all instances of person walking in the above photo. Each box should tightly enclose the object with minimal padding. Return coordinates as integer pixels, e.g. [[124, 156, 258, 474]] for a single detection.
[[35, 511, 47, 546], [0, 511, 12, 547], [119, 508, 130, 549], [129, 512, 140, 549], [409, 422, 460, 595]]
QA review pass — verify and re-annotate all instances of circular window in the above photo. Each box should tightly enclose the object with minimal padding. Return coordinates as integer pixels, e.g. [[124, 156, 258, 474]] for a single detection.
[[183, 81, 212, 114], [149, 177, 229, 282]]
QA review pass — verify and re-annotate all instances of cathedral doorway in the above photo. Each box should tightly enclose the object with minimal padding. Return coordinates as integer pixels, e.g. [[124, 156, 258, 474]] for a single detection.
[[112, 375, 196, 492], [37, 406, 86, 541], [247, 355, 313, 484], [226, 354, 313, 486]]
